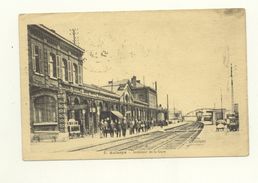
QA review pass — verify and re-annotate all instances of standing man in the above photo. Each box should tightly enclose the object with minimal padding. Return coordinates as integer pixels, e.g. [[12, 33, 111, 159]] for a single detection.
[[99, 119, 104, 138], [110, 120, 115, 138], [116, 119, 122, 137], [103, 119, 108, 138], [122, 118, 127, 137]]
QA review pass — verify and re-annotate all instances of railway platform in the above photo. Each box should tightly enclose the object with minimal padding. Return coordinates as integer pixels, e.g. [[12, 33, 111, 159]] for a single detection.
[[30, 122, 189, 153], [186, 124, 245, 152]]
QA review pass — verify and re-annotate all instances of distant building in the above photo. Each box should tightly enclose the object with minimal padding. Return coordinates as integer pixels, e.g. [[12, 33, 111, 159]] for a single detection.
[[130, 76, 158, 109], [183, 108, 229, 122], [169, 110, 182, 120], [102, 76, 168, 122]]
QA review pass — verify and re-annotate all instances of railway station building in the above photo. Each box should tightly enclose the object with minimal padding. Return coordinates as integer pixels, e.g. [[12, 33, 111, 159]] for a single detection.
[[28, 24, 168, 141], [102, 76, 165, 123]]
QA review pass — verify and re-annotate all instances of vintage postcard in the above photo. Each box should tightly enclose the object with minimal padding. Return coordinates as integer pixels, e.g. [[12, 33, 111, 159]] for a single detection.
[[19, 9, 249, 160]]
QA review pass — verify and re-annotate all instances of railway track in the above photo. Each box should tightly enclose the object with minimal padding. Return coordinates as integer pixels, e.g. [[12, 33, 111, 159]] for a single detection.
[[70, 122, 203, 152], [120, 122, 204, 151], [155, 122, 204, 150]]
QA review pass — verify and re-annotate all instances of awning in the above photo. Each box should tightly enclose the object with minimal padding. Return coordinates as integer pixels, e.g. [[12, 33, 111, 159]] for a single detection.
[[111, 111, 124, 119]]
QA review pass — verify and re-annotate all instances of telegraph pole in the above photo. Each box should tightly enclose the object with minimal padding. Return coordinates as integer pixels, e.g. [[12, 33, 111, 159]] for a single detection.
[[69, 28, 79, 45], [220, 88, 223, 119], [173, 99, 176, 117], [230, 63, 235, 113], [166, 94, 169, 111], [167, 94, 169, 120]]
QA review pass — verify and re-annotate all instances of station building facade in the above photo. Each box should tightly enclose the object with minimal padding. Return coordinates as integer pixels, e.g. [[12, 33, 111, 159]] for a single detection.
[[28, 24, 168, 141], [102, 76, 165, 123]]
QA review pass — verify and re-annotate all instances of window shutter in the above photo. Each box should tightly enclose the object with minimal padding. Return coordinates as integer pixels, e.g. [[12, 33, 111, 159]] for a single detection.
[[68, 60, 72, 82], [31, 43, 36, 71], [47, 51, 51, 77], [56, 55, 60, 78], [70, 61, 73, 83], [81, 64, 83, 84], [67, 60, 70, 81], [60, 58, 63, 80], [44, 49, 48, 75], [78, 64, 82, 85], [39, 47, 44, 74]]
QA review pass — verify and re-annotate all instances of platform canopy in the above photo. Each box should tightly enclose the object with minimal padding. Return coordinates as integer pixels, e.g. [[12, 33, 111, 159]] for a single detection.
[[111, 111, 124, 119]]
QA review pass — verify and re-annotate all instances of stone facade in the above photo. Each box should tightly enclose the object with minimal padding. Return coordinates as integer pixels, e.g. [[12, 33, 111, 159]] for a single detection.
[[102, 76, 168, 123], [28, 24, 168, 142]]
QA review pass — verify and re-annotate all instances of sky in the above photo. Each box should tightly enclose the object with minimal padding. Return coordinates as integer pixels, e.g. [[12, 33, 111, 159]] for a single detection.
[[32, 9, 247, 114]]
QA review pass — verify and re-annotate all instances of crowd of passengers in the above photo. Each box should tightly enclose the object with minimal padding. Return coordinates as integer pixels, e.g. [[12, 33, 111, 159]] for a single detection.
[[98, 118, 168, 138]]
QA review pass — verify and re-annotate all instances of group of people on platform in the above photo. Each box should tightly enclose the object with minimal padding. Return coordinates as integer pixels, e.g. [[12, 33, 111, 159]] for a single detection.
[[99, 118, 168, 138]]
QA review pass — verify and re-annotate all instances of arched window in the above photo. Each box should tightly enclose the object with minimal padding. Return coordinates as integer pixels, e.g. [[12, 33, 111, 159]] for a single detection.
[[99, 102, 103, 112], [73, 63, 78, 84], [125, 94, 129, 103], [34, 96, 56, 123], [49, 53, 57, 78], [62, 58, 68, 81], [103, 102, 108, 112], [74, 97, 80, 105]]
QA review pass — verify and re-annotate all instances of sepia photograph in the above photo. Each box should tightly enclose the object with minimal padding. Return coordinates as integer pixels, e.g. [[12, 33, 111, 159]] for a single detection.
[[19, 9, 249, 160]]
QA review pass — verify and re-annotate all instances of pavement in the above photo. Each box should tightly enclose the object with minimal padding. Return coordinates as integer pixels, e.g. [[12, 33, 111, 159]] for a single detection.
[[185, 124, 246, 153], [30, 122, 189, 153]]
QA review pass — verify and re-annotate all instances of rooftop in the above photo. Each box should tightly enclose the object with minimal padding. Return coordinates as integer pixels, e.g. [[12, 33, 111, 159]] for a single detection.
[[82, 83, 119, 97], [29, 24, 85, 53], [102, 76, 156, 93]]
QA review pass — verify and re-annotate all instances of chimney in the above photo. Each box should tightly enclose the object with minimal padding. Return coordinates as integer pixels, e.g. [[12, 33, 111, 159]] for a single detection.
[[131, 76, 137, 87]]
